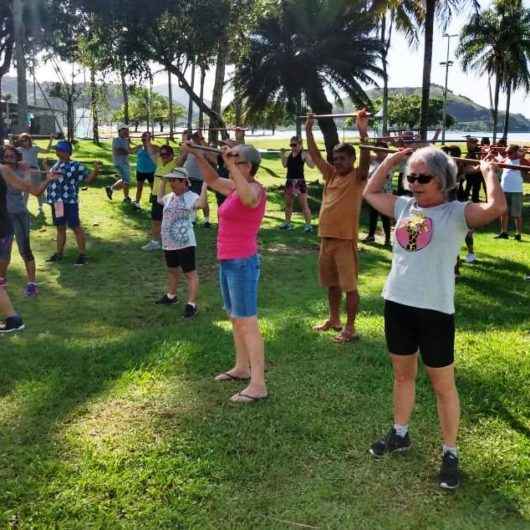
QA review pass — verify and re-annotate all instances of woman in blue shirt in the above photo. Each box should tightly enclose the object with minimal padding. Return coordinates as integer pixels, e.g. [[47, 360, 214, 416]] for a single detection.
[[134, 132, 159, 209]]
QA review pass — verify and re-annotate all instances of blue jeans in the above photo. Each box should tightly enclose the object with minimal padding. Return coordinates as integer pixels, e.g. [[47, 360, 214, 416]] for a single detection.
[[219, 255, 261, 318]]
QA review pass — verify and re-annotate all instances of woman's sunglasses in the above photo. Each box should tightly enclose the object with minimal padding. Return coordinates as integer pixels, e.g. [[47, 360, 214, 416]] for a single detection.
[[406, 174, 434, 184], [290, 143, 298, 148]]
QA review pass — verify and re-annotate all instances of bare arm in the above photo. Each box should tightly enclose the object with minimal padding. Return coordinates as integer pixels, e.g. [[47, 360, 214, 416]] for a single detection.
[[305, 115, 334, 179], [280, 149, 288, 168], [157, 178, 168, 205], [194, 181, 209, 209], [85, 161, 101, 184], [302, 150, 315, 168], [0, 164, 55, 195], [464, 160, 507, 228], [185, 144, 234, 196], [363, 150, 412, 218]]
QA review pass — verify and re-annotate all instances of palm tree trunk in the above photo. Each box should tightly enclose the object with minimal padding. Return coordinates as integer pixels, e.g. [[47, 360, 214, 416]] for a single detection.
[[492, 74, 501, 143], [90, 68, 99, 144], [380, 13, 393, 136], [419, 0, 435, 140], [0, 35, 14, 145], [209, 36, 228, 144], [502, 81, 511, 141], [168, 69, 174, 141], [187, 59, 195, 130], [120, 67, 129, 125], [305, 82, 339, 159], [198, 65, 206, 130], [13, 0, 28, 133]]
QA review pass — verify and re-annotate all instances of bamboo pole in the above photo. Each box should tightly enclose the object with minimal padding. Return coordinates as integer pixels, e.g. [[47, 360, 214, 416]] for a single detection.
[[296, 112, 371, 120]]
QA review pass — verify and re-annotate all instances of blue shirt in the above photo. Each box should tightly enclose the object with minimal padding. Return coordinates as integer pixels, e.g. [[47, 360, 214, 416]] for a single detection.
[[136, 147, 157, 173], [46, 161, 88, 204]]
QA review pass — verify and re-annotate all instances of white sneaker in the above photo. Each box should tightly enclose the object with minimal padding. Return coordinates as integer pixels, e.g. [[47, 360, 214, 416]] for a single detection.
[[141, 240, 161, 251], [132, 201, 141, 209], [465, 253, 476, 264]]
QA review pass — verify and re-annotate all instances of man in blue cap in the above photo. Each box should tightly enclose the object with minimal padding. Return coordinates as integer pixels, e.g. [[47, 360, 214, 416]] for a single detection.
[[46, 140, 101, 266]]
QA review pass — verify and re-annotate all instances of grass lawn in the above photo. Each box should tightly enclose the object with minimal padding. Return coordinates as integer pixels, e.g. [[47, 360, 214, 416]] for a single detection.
[[0, 139, 529, 529]]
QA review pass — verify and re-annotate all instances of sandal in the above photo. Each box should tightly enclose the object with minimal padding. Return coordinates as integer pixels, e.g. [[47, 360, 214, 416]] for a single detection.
[[230, 392, 268, 403], [313, 320, 342, 332], [215, 372, 250, 382], [333, 331, 360, 343]]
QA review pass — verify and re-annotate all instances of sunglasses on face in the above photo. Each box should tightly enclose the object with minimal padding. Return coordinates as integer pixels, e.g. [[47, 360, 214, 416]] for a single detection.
[[406, 174, 434, 184], [290, 144, 298, 148]]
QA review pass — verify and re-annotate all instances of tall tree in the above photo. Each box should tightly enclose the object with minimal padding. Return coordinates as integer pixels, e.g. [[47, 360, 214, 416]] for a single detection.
[[236, 0, 382, 155], [0, 3, 14, 143]]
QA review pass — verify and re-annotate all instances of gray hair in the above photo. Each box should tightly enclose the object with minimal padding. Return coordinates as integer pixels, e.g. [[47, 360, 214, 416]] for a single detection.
[[405, 146, 458, 193]]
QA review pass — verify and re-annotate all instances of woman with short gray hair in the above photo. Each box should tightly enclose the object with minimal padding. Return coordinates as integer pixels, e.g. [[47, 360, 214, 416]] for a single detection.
[[363, 146, 506, 490]]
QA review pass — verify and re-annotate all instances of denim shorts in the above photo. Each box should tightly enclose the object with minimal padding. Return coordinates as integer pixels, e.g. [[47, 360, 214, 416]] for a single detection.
[[219, 254, 261, 318], [115, 163, 131, 184]]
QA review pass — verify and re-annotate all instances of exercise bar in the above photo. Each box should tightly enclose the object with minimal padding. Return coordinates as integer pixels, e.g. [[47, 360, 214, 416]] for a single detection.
[[296, 112, 371, 120], [359, 144, 530, 172]]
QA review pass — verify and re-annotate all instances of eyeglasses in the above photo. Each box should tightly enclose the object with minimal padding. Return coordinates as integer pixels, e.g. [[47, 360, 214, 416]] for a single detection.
[[290, 144, 298, 148], [406, 174, 434, 184]]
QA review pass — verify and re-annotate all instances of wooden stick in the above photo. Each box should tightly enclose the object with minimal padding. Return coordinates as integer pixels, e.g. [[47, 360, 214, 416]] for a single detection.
[[296, 112, 371, 120], [359, 144, 530, 171], [186, 143, 222, 154]]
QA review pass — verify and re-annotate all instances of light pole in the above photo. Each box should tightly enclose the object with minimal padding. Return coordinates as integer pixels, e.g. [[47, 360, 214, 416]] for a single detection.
[[440, 33, 458, 144]]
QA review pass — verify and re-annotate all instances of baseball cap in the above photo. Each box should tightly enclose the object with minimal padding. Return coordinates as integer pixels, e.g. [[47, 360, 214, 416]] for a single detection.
[[164, 168, 190, 182], [237, 144, 261, 166], [117, 123, 129, 131], [54, 140, 72, 154]]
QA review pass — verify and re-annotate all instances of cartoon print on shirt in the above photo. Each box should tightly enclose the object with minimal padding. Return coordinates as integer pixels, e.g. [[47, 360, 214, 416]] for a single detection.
[[395, 211, 433, 251]]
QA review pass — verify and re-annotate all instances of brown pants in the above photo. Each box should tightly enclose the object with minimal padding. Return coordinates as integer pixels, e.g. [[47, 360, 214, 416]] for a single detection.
[[319, 238, 358, 292]]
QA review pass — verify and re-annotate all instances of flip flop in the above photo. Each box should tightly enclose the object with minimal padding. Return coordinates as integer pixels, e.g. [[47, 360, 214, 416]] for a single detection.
[[215, 372, 250, 382], [313, 321, 343, 332], [230, 392, 268, 403], [333, 332, 360, 344]]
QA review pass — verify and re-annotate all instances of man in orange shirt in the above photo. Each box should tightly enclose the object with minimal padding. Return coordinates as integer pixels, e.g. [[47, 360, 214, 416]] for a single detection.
[[306, 110, 370, 343]]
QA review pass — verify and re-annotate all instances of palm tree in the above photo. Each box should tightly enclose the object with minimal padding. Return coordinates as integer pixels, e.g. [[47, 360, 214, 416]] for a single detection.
[[236, 0, 383, 155], [417, 0, 479, 140], [457, 0, 530, 142]]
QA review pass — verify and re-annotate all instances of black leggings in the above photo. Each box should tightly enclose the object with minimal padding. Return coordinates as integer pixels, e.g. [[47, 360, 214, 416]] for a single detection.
[[368, 204, 391, 241]]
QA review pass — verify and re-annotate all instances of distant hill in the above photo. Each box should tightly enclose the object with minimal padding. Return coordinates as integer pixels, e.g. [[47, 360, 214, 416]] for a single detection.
[[365, 84, 530, 132]]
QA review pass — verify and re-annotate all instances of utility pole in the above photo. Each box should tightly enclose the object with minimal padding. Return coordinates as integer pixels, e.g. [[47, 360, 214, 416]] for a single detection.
[[440, 33, 458, 145]]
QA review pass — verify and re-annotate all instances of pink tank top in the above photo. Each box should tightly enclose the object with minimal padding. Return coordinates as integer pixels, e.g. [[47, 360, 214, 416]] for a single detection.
[[217, 185, 266, 260]]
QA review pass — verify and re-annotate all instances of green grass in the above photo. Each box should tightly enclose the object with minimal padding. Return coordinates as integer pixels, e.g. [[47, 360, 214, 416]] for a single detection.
[[0, 140, 529, 529]]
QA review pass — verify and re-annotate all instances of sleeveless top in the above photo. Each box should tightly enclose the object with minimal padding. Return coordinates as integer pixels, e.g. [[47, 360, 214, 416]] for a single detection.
[[286, 151, 305, 180], [0, 175, 12, 237], [136, 147, 157, 173], [217, 185, 266, 260]]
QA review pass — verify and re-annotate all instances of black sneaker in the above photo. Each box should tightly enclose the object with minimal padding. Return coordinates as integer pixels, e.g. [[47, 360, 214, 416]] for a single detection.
[[494, 232, 509, 239], [439, 452, 460, 490], [514, 234, 522, 241], [369, 428, 411, 458], [123, 197, 132, 204], [0, 315, 25, 333], [362, 235, 375, 243], [46, 253, 63, 262], [183, 303, 198, 319], [105, 186, 113, 200], [156, 294, 177, 305], [74, 254, 87, 266]]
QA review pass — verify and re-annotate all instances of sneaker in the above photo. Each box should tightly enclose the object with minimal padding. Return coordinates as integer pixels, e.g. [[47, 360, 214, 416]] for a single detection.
[[132, 201, 141, 209], [183, 303, 198, 319], [494, 232, 509, 239], [24, 283, 39, 297], [384, 239, 392, 247], [303, 224, 314, 233], [0, 315, 25, 334], [514, 234, 522, 241], [279, 222, 293, 230], [203, 221, 211, 228], [369, 428, 411, 458], [141, 240, 161, 251], [362, 235, 375, 243], [46, 253, 62, 262], [74, 254, 87, 266], [105, 186, 113, 200], [465, 253, 476, 264], [156, 294, 177, 305], [123, 197, 132, 204], [439, 452, 460, 490]]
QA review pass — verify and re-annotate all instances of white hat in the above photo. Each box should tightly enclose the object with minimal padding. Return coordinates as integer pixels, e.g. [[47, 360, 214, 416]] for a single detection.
[[117, 123, 129, 131], [164, 168, 190, 183]]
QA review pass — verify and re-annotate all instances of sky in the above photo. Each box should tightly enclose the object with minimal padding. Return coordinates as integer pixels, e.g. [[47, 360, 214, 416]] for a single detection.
[[11, 0, 530, 118]]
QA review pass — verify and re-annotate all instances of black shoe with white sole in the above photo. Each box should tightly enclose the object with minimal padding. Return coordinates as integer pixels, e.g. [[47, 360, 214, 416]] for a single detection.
[[183, 303, 198, 319], [0, 315, 25, 333], [156, 294, 177, 305], [370, 428, 411, 457], [439, 452, 460, 490]]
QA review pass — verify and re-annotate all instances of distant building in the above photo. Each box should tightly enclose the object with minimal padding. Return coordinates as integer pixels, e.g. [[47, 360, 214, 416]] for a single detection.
[[0, 99, 66, 137]]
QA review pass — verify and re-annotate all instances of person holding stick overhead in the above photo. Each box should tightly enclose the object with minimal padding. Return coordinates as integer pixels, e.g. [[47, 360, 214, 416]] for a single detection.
[[363, 146, 506, 490], [279, 136, 315, 232], [306, 110, 370, 343], [184, 141, 268, 403]]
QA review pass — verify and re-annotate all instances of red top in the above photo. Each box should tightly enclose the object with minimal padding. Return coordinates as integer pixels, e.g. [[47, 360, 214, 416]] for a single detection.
[[217, 185, 266, 260]]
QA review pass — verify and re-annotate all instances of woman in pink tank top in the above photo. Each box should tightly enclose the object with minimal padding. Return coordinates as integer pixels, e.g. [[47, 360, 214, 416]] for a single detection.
[[186, 142, 268, 403]]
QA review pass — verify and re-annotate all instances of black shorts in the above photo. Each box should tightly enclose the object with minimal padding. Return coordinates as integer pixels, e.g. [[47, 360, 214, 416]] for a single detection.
[[137, 171, 154, 185], [164, 246, 196, 272], [384, 300, 455, 368], [150, 195, 163, 221], [189, 179, 203, 195]]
